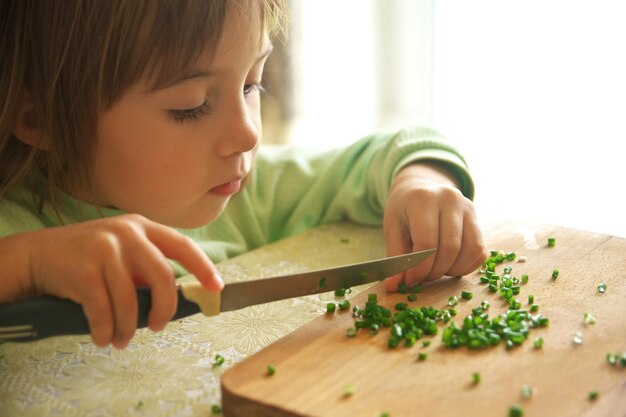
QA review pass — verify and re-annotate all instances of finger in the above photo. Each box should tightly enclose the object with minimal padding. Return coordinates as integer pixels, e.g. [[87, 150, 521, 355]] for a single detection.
[[127, 240, 178, 332], [103, 259, 138, 349], [451, 213, 488, 276], [383, 224, 412, 292], [401, 210, 439, 286], [424, 208, 463, 281], [145, 224, 223, 291], [79, 271, 115, 347]]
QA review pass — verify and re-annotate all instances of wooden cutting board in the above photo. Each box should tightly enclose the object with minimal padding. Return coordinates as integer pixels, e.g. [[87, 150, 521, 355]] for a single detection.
[[221, 222, 626, 417]]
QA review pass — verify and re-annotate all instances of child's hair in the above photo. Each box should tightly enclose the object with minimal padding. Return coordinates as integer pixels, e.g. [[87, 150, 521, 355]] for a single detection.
[[0, 0, 288, 205]]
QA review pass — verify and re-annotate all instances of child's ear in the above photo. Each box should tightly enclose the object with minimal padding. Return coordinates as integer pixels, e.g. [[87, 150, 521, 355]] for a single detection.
[[12, 91, 50, 150]]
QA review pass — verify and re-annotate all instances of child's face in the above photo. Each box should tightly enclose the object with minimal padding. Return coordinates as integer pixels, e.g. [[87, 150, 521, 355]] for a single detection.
[[79, 9, 270, 228]]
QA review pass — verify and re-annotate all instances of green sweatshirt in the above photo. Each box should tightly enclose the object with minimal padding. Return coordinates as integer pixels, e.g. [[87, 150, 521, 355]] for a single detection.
[[0, 127, 473, 275]]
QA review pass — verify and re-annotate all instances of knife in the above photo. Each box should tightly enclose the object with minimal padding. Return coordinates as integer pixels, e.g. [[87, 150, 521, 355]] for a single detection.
[[0, 248, 436, 342]]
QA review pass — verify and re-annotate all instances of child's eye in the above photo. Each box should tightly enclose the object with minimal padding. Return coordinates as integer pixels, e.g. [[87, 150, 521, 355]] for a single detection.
[[168, 102, 211, 123], [243, 83, 266, 96]]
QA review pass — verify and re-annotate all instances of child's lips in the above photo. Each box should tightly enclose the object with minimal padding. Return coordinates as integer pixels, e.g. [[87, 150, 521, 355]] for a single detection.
[[210, 179, 241, 196]]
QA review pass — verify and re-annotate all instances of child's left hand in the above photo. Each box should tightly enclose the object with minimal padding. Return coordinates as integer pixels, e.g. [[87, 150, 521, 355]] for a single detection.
[[383, 162, 487, 291]]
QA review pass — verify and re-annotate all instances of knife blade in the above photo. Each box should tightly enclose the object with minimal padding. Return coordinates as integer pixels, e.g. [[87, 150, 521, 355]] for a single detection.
[[0, 248, 435, 342]]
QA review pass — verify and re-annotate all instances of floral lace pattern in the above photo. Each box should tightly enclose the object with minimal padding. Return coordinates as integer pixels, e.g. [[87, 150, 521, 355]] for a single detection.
[[0, 223, 385, 416]]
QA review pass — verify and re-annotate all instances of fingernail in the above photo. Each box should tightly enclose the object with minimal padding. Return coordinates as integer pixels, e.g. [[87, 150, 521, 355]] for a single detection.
[[214, 273, 225, 290]]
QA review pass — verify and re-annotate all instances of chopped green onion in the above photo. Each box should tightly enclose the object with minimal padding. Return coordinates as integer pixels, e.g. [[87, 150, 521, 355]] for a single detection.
[[418, 352, 428, 361], [395, 302, 408, 311], [422, 340, 431, 348], [528, 295, 534, 305], [509, 405, 524, 417], [334, 288, 346, 297], [521, 274, 529, 284], [318, 277, 327, 289], [597, 283, 607, 293], [398, 282, 408, 294], [533, 337, 544, 349], [521, 385, 533, 400], [211, 404, 222, 414], [346, 327, 357, 337], [461, 291, 473, 300], [607, 353, 616, 366], [338, 300, 351, 311], [583, 312, 596, 325], [547, 237, 556, 247], [552, 269, 559, 280], [573, 331, 584, 345], [326, 303, 336, 314], [379, 413, 390, 417], [588, 390, 599, 401], [213, 354, 225, 367], [267, 365, 276, 376], [472, 372, 480, 384], [343, 384, 356, 397], [407, 293, 418, 301], [448, 295, 458, 306], [529, 304, 539, 312]]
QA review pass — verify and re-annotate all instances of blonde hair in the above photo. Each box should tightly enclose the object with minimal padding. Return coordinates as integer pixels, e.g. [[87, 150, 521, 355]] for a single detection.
[[0, 0, 288, 205]]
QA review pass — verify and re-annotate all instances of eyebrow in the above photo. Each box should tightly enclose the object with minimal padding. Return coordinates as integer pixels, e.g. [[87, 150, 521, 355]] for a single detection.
[[153, 43, 274, 91]]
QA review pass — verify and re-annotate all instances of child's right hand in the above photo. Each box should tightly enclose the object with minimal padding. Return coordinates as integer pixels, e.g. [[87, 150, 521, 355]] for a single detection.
[[0, 214, 223, 348]]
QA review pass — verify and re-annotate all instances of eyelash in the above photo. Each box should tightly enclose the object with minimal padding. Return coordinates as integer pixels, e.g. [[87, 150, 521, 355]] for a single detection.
[[169, 83, 267, 123]]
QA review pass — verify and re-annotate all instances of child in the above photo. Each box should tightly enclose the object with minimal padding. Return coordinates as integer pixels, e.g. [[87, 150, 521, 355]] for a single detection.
[[0, 0, 487, 349]]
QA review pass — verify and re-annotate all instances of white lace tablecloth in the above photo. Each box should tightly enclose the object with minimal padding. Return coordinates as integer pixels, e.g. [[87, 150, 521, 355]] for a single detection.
[[0, 223, 386, 417]]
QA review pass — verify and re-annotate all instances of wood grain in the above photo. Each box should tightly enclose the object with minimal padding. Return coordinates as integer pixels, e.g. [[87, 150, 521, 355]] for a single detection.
[[221, 223, 626, 417]]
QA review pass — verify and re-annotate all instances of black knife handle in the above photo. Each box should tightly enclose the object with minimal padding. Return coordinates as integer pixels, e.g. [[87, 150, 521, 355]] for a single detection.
[[0, 288, 200, 342]]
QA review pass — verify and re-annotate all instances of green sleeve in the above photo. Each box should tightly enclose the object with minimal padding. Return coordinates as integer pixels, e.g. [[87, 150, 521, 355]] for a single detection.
[[198, 126, 474, 260]]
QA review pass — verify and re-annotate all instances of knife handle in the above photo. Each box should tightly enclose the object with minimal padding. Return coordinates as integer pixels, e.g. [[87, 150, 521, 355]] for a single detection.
[[0, 288, 200, 342]]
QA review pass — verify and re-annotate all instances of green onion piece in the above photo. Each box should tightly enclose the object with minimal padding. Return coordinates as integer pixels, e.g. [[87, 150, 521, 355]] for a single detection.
[[573, 331, 584, 345], [509, 405, 524, 417], [588, 390, 599, 401], [380, 413, 390, 417], [528, 295, 534, 305], [521, 385, 533, 400], [607, 353, 617, 366], [448, 295, 459, 306], [422, 340, 431, 348], [395, 302, 408, 311], [211, 404, 222, 414], [583, 312, 596, 325], [547, 237, 556, 247], [552, 269, 559, 280], [343, 384, 356, 397], [410, 284, 422, 293], [522, 274, 529, 284], [334, 288, 346, 297], [533, 337, 544, 349], [407, 293, 418, 301], [472, 372, 480, 384], [213, 354, 225, 367], [267, 365, 276, 376], [530, 304, 539, 312], [338, 300, 351, 311], [418, 352, 428, 361], [461, 291, 473, 300], [326, 303, 336, 314], [398, 282, 408, 294], [597, 283, 607, 293], [346, 327, 357, 337], [319, 277, 327, 289]]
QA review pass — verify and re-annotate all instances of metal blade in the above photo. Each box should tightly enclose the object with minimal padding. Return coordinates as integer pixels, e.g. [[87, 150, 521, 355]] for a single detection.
[[219, 248, 436, 312]]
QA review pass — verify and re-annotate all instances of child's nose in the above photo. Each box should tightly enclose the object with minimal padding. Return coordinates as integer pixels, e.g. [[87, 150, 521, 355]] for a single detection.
[[215, 98, 259, 156]]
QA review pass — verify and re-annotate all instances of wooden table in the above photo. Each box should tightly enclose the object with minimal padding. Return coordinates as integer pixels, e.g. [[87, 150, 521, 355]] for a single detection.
[[222, 222, 626, 417]]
